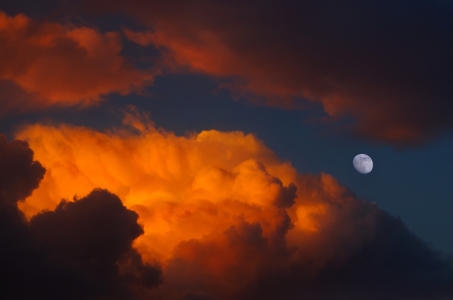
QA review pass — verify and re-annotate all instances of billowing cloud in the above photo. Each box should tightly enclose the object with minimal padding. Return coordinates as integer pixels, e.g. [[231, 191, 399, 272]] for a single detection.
[[29, 189, 162, 299], [15, 113, 453, 299], [0, 134, 161, 299], [0, 134, 43, 299], [85, 0, 453, 145], [0, 134, 45, 205], [0, 10, 153, 113]]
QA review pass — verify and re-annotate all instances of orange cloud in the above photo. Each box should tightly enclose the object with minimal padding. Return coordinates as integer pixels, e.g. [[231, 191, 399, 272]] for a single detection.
[[16, 112, 298, 263], [15, 111, 453, 299], [123, 27, 304, 107], [83, 0, 453, 145], [0, 11, 152, 113], [123, 26, 438, 146]]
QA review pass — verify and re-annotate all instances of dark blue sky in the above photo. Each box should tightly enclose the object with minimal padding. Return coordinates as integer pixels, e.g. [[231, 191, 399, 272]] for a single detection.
[[2, 72, 452, 255], [1, 1, 453, 299]]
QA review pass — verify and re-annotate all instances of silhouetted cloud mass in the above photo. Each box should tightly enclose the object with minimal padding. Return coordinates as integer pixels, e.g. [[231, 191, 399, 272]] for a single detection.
[[0, 134, 46, 298], [0, 134, 161, 299], [0, 134, 45, 205]]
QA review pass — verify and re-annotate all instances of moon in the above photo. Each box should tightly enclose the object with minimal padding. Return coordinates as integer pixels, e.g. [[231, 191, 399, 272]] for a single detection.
[[353, 154, 373, 174]]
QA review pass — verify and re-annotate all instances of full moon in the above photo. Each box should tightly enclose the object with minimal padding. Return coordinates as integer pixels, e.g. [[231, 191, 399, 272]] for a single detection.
[[353, 154, 373, 174]]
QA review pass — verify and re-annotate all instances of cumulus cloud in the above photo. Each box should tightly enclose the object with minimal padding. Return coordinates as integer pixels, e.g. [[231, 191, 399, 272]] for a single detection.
[[0, 10, 153, 113], [0, 134, 46, 298], [0, 134, 161, 299], [0, 134, 45, 205], [15, 113, 453, 299], [85, 0, 453, 145], [29, 189, 162, 299]]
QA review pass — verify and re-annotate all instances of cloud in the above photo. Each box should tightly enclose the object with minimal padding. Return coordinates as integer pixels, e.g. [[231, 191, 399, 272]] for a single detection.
[[85, 0, 453, 145], [0, 134, 46, 298], [0, 10, 153, 113], [0, 134, 45, 205], [29, 189, 162, 298], [15, 113, 453, 299], [0, 134, 161, 299]]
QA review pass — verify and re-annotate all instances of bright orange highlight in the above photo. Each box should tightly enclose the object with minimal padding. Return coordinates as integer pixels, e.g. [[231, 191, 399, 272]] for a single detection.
[[16, 112, 382, 298]]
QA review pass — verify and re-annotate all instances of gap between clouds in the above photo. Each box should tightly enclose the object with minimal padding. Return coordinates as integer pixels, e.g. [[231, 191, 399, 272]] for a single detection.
[[4, 1, 453, 146]]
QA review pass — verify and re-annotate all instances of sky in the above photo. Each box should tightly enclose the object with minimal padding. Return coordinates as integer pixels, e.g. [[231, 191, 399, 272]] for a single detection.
[[1, 1, 453, 299]]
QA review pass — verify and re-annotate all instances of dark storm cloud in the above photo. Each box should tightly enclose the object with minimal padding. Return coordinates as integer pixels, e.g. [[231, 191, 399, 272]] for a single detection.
[[163, 200, 453, 299], [29, 189, 162, 299], [249, 212, 453, 300], [0, 134, 45, 299], [81, 0, 453, 146], [0, 135, 161, 299], [0, 134, 45, 205]]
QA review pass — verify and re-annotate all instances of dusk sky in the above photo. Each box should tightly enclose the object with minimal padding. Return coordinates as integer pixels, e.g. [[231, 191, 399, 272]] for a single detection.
[[1, 1, 453, 299]]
